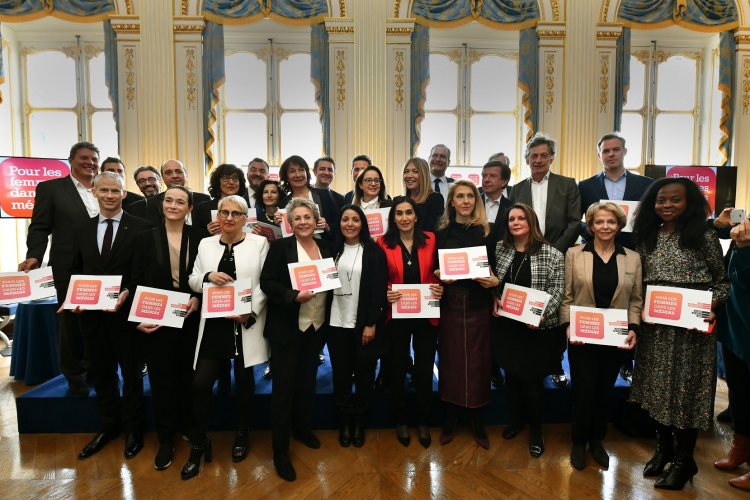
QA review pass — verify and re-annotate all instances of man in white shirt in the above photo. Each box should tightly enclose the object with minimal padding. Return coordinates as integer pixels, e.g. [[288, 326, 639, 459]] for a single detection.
[[246, 157, 270, 208], [429, 144, 454, 202]]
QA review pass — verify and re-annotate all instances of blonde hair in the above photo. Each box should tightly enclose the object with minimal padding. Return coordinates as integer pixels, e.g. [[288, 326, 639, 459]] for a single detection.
[[585, 201, 628, 237], [401, 157, 433, 204], [438, 180, 490, 237], [285, 197, 319, 225]]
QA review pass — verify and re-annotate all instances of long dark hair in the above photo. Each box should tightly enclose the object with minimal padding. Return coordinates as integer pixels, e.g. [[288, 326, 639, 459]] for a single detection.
[[334, 205, 383, 271], [632, 177, 711, 253], [501, 203, 548, 255], [207, 163, 247, 199], [382, 196, 430, 249], [279, 155, 312, 194], [255, 179, 281, 209]]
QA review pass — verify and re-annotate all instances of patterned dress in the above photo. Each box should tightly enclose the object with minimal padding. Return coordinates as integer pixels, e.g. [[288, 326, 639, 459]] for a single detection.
[[630, 230, 730, 430]]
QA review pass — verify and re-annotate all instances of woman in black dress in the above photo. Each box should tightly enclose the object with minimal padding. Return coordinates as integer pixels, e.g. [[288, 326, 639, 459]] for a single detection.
[[493, 203, 564, 457], [401, 157, 443, 233]]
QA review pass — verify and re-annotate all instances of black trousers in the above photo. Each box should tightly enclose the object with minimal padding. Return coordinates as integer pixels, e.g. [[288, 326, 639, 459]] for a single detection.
[[82, 320, 144, 435], [327, 326, 377, 425], [270, 326, 322, 455], [388, 319, 438, 426], [505, 373, 545, 428], [568, 342, 623, 445], [143, 323, 198, 444], [56, 283, 88, 387], [722, 344, 750, 436]]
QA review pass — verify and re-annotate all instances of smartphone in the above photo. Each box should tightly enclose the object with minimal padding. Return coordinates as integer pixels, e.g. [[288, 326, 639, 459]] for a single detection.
[[730, 208, 746, 224]]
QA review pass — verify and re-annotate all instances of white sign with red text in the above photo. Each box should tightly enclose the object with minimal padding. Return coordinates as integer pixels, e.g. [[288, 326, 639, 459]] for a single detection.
[[63, 275, 122, 310], [0, 267, 56, 305], [498, 283, 551, 327], [569, 305, 630, 347], [438, 246, 490, 280], [201, 278, 253, 319], [391, 284, 441, 319], [363, 208, 391, 237], [287, 258, 341, 293], [128, 286, 191, 328], [643, 285, 713, 332], [254, 222, 282, 243]]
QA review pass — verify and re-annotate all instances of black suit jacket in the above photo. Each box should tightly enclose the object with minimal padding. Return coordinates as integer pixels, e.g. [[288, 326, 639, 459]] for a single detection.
[[124, 198, 151, 221], [260, 236, 332, 345], [147, 190, 211, 227], [122, 190, 144, 208], [343, 190, 354, 206], [279, 187, 339, 244], [26, 176, 95, 285], [192, 198, 219, 234], [69, 212, 152, 334], [480, 193, 513, 240], [329, 189, 345, 210]]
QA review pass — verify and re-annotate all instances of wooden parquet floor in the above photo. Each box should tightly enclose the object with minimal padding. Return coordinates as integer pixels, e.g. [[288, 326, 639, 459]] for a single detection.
[[0, 355, 747, 500]]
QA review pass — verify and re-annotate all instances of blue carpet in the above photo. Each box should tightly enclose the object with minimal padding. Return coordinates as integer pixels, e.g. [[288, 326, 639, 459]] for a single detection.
[[16, 348, 630, 434]]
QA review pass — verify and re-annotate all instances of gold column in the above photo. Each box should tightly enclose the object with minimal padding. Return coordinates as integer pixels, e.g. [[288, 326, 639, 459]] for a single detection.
[[733, 29, 750, 210]]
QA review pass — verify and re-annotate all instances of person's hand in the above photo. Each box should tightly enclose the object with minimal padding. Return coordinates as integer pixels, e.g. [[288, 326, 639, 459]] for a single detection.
[[18, 258, 40, 272], [227, 313, 252, 323], [731, 218, 750, 248], [207, 220, 221, 235], [429, 284, 443, 299], [184, 297, 199, 319], [57, 302, 85, 314], [567, 325, 585, 345], [105, 289, 129, 312], [274, 211, 284, 226], [295, 290, 316, 303], [619, 330, 637, 350], [387, 286, 401, 304], [493, 296, 503, 317], [714, 207, 736, 229], [526, 316, 544, 330], [252, 225, 263, 236], [641, 310, 655, 325], [137, 323, 162, 334], [473, 274, 499, 289], [433, 269, 457, 284], [317, 216, 330, 232], [362, 325, 376, 345], [208, 272, 234, 286]]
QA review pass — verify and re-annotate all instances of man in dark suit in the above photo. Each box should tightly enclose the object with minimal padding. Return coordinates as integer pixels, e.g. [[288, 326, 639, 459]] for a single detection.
[[342, 154, 372, 205], [246, 157, 270, 208], [313, 156, 344, 209], [68, 171, 152, 461], [101, 157, 143, 208], [429, 144, 454, 203], [145, 159, 210, 226], [578, 133, 654, 250], [509, 133, 581, 388], [123, 166, 162, 221], [19, 141, 103, 397]]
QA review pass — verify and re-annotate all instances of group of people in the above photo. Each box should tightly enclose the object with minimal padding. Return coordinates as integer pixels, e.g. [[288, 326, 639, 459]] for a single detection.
[[16, 133, 750, 493]]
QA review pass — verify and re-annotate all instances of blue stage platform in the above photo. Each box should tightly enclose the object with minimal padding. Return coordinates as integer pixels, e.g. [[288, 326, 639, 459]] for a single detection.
[[15, 348, 630, 434]]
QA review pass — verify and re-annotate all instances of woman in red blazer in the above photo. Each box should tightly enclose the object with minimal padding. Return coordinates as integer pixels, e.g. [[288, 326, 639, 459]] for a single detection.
[[378, 196, 443, 449]]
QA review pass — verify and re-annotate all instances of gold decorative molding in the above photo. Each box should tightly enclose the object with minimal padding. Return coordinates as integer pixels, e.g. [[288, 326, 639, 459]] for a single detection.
[[326, 26, 354, 34], [339, 0, 346, 17], [336, 50, 346, 110], [632, 50, 649, 65], [186, 49, 196, 111], [20, 47, 38, 57], [743, 57, 750, 115], [537, 30, 566, 39], [386, 27, 413, 34], [174, 24, 203, 33], [250, 47, 269, 62], [600, 54, 610, 113], [393, 0, 401, 18], [63, 46, 82, 59], [125, 0, 133, 15], [551, 0, 560, 21], [601, 0, 610, 22], [395, 50, 404, 112], [125, 47, 136, 109], [276, 47, 292, 63], [181, 0, 189, 16], [545, 53, 555, 112], [654, 50, 669, 64], [112, 22, 140, 34], [736, 34, 750, 44], [84, 46, 103, 60], [441, 49, 463, 64], [596, 31, 621, 40], [467, 50, 483, 65]]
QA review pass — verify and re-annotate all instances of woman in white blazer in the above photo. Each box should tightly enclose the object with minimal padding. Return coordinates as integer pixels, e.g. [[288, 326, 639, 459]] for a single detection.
[[181, 195, 269, 480]]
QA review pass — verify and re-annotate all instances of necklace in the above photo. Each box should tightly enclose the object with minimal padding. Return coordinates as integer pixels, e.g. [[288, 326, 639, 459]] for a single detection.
[[263, 209, 275, 224], [336, 244, 361, 282], [401, 240, 413, 265], [510, 250, 528, 284]]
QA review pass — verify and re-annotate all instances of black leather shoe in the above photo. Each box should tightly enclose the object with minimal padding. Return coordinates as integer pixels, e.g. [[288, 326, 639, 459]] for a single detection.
[[654, 450, 698, 490], [69, 384, 90, 398], [274, 452, 296, 482], [294, 431, 320, 449], [529, 427, 545, 457], [571, 444, 586, 470], [590, 439, 609, 469], [318, 349, 325, 364], [181, 437, 212, 481], [396, 424, 410, 447], [503, 422, 525, 440], [155, 442, 174, 470], [263, 361, 272, 379], [339, 424, 352, 447], [551, 372, 569, 388], [124, 432, 143, 459], [141, 363, 148, 377], [352, 424, 365, 448], [717, 407, 732, 423], [418, 425, 431, 449], [232, 430, 249, 463], [78, 432, 116, 460], [644, 431, 675, 477]]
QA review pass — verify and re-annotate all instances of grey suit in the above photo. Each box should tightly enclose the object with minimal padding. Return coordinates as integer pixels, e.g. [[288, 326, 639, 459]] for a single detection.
[[509, 172, 581, 254]]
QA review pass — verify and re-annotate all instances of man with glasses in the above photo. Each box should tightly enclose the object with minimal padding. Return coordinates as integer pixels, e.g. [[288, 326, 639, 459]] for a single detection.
[[313, 156, 344, 209], [144, 160, 210, 226], [246, 158, 270, 208], [101, 158, 143, 208], [429, 144, 454, 203], [125, 166, 164, 222]]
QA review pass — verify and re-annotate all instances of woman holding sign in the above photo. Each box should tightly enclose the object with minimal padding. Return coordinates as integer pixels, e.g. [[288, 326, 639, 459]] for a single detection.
[[260, 198, 333, 482], [630, 178, 730, 490], [328, 205, 388, 448], [378, 196, 444, 448], [434, 180, 499, 449], [353, 166, 394, 211], [183, 195, 270, 480], [559, 202, 641, 471], [492, 203, 565, 457], [193, 163, 248, 236], [131, 186, 205, 471], [254, 179, 282, 226], [402, 158, 444, 233]]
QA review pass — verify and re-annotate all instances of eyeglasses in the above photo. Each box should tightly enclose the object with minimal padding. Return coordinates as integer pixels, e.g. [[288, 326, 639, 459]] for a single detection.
[[362, 178, 382, 185], [136, 177, 158, 185], [217, 210, 246, 220], [220, 175, 240, 182]]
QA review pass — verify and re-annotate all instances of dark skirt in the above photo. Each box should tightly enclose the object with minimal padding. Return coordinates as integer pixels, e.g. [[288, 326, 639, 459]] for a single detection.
[[438, 285, 492, 408], [494, 316, 561, 381]]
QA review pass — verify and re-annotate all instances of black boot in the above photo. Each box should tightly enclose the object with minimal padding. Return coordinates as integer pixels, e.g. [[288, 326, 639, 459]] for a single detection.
[[181, 437, 212, 481], [644, 423, 674, 477], [232, 430, 249, 463], [654, 427, 699, 490]]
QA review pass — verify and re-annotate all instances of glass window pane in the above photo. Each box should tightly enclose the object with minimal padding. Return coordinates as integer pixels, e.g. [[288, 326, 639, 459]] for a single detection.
[[27, 51, 77, 108], [424, 54, 457, 111], [0, 74, 12, 156], [654, 114, 694, 165], [624, 55, 646, 111], [470, 56, 517, 112], [656, 55, 697, 111], [225, 52, 267, 110], [225, 112, 268, 166], [280, 112, 321, 169], [279, 53, 315, 110], [88, 51, 111, 109], [416, 113, 457, 160], [469, 114, 516, 165], [92, 111, 118, 158], [29, 111, 78, 158], [620, 113, 644, 170]]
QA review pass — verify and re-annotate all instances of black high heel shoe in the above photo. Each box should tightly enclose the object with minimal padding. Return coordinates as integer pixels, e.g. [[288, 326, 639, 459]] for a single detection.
[[396, 424, 410, 447], [232, 430, 249, 463], [181, 437, 212, 481], [654, 450, 698, 490]]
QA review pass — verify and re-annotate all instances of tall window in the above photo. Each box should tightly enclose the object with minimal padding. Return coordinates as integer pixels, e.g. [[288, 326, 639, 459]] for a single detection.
[[22, 43, 117, 158], [216, 43, 322, 168], [417, 47, 523, 182]]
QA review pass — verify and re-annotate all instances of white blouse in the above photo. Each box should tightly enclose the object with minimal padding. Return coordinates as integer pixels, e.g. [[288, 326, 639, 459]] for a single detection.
[[330, 243, 362, 328]]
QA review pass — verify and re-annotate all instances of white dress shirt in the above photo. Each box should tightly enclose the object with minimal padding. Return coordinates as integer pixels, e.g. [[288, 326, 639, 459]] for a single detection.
[[484, 193, 503, 222], [96, 210, 123, 254], [530, 170, 551, 235], [360, 197, 381, 211], [330, 243, 362, 328], [430, 173, 450, 202], [71, 174, 99, 217]]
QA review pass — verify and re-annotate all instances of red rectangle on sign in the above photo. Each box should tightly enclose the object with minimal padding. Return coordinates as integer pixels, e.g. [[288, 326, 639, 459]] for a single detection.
[[294, 265, 321, 291], [0, 275, 31, 300], [207, 286, 234, 313], [135, 291, 168, 320], [443, 252, 469, 275], [649, 291, 683, 320], [397, 289, 421, 314], [502, 289, 527, 316], [575, 311, 605, 339], [366, 212, 383, 235], [71, 280, 101, 305]]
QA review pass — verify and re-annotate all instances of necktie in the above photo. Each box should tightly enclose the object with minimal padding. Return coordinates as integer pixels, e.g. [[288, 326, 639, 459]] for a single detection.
[[433, 178, 441, 194], [101, 219, 114, 263]]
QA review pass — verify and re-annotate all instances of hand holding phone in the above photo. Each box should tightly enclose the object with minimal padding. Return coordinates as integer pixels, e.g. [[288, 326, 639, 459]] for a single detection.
[[730, 208, 747, 225]]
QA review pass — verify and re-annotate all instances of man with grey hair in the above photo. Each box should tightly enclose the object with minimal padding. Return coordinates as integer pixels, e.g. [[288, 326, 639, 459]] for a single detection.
[[509, 132, 581, 388], [144, 159, 210, 226], [429, 144, 454, 203]]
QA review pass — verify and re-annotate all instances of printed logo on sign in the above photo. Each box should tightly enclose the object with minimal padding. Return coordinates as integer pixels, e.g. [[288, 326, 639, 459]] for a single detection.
[[397, 289, 421, 314], [366, 213, 383, 235], [0, 157, 71, 218], [207, 286, 235, 313], [666, 166, 717, 213], [502, 289, 527, 316], [575, 311, 605, 339], [649, 291, 683, 320], [468, 174, 479, 185], [0, 275, 31, 300], [443, 252, 469, 275], [294, 265, 321, 291], [618, 204, 630, 216], [136, 292, 168, 320], [71, 280, 101, 305]]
